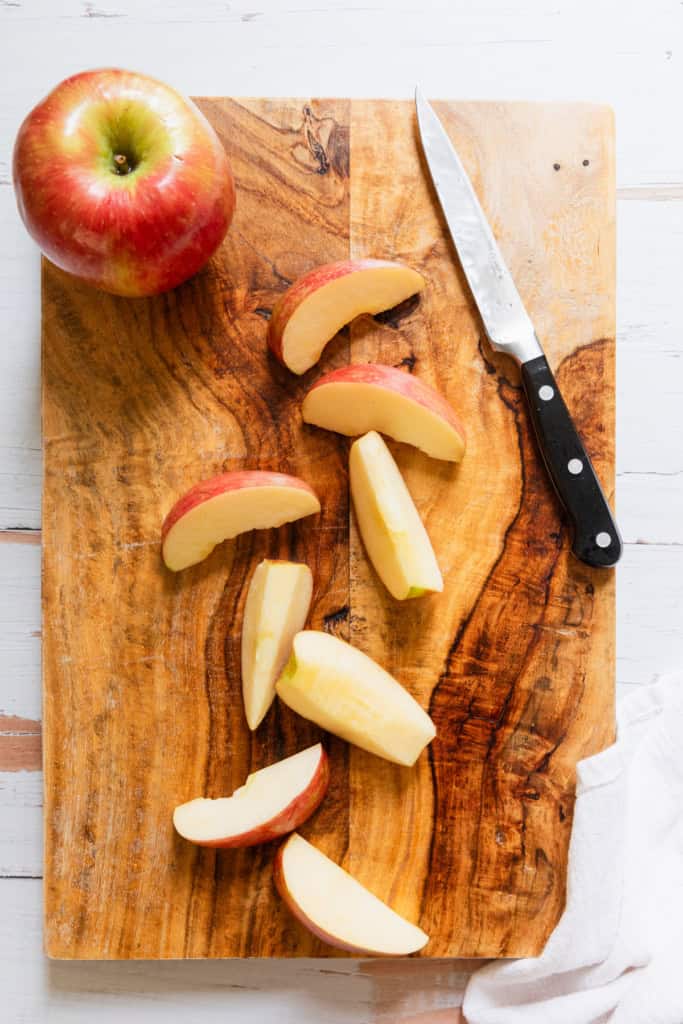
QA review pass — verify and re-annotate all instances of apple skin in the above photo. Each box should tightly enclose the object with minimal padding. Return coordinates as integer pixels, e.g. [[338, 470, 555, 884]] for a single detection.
[[303, 363, 467, 460], [161, 471, 319, 544], [12, 68, 236, 297], [183, 749, 329, 850], [267, 259, 424, 370]]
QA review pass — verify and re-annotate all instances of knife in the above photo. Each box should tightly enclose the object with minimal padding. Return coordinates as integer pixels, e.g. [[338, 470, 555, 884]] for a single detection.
[[415, 89, 622, 569]]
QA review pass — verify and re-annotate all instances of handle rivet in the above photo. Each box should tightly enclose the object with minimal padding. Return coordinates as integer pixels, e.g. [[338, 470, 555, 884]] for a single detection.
[[568, 458, 583, 475], [539, 385, 554, 401], [596, 532, 611, 549]]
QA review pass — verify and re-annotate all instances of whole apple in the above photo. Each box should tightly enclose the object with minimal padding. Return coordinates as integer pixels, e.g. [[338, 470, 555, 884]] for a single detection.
[[13, 68, 236, 297]]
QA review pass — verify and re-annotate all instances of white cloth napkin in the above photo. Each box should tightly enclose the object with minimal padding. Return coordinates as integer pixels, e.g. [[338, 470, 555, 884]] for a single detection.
[[463, 673, 683, 1024]]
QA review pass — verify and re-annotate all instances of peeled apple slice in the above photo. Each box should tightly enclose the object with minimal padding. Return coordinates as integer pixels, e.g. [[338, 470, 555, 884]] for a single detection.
[[241, 559, 313, 730], [349, 431, 442, 600], [276, 630, 436, 766]]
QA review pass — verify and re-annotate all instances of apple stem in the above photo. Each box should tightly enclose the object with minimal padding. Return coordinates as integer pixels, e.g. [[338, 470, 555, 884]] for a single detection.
[[113, 153, 131, 175]]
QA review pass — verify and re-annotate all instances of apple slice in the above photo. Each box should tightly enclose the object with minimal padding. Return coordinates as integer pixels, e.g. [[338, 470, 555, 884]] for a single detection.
[[276, 631, 435, 766], [242, 559, 314, 730], [268, 259, 425, 375], [303, 363, 466, 462], [274, 833, 429, 955], [349, 431, 442, 600], [173, 743, 328, 848], [162, 471, 320, 571]]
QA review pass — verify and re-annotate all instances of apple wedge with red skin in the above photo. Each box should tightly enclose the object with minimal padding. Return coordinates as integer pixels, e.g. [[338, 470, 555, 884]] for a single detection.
[[274, 833, 429, 955], [173, 744, 329, 848], [268, 259, 425, 375], [162, 471, 320, 571], [303, 363, 466, 462]]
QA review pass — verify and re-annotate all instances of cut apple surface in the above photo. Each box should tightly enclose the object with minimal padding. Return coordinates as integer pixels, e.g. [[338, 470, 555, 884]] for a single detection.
[[162, 471, 320, 571], [303, 363, 466, 462], [276, 631, 435, 766], [242, 559, 314, 730], [350, 431, 443, 600], [268, 259, 425, 375], [274, 833, 429, 955], [173, 743, 328, 848]]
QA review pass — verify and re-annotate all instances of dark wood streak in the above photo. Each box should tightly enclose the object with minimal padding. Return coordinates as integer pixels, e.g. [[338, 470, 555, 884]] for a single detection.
[[374, 292, 422, 329], [424, 339, 613, 955], [395, 353, 417, 371], [346, 99, 614, 957], [323, 604, 350, 631]]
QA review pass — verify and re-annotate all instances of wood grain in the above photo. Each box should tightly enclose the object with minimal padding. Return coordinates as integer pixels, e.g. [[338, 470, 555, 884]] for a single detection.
[[42, 98, 614, 959], [348, 101, 615, 957], [0, 715, 41, 772], [42, 98, 351, 959]]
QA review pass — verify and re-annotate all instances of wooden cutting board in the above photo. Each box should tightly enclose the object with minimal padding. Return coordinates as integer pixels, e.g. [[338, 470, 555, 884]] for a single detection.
[[42, 97, 616, 959]]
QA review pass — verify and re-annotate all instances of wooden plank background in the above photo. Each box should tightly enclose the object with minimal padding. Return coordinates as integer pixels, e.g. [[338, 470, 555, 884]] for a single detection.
[[2, 0, 683, 1018], [42, 96, 613, 960]]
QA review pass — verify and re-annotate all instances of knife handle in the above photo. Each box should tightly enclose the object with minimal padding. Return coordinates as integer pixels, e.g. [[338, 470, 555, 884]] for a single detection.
[[520, 354, 622, 568]]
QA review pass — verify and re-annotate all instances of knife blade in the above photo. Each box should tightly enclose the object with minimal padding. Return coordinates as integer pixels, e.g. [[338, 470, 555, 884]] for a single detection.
[[415, 88, 622, 569]]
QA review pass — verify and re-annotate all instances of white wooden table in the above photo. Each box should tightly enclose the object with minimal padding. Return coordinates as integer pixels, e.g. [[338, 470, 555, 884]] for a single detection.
[[1, 2, 682, 1020]]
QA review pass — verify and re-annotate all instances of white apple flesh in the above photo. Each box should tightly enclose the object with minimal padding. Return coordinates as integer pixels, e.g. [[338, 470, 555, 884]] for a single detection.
[[161, 471, 320, 571], [302, 363, 466, 462], [276, 631, 435, 766], [268, 259, 425, 375], [274, 833, 429, 955], [242, 560, 314, 730], [173, 744, 329, 848], [350, 431, 443, 600]]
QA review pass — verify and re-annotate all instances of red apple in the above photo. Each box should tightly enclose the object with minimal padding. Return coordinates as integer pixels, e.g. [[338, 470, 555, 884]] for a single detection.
[[161, 470, 321, 571], [173, 744, 329, 848], [303, 363, 466, 461], [12, 68, 235, 296], [268, 259, 425, 374], [274, 833, 429, 955]]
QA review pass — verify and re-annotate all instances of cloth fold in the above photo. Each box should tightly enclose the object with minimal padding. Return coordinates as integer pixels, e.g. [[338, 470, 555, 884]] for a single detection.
[[463, 673, 683, 1024]]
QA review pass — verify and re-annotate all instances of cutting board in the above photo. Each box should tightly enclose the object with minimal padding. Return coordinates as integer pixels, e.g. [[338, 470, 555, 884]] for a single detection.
[[42, 97, 616, 959]]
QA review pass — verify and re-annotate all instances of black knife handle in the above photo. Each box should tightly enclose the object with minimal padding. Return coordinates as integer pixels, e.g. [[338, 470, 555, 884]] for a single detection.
[[520, 354, 622, 568]]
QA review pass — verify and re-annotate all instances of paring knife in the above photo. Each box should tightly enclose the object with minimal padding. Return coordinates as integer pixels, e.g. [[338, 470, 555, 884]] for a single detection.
[[415, 88, 622, 569]]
